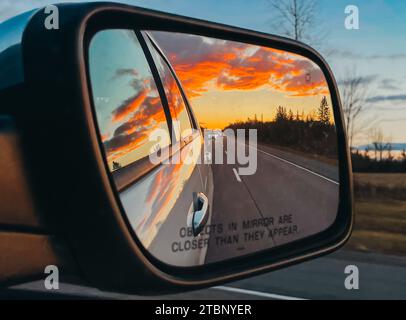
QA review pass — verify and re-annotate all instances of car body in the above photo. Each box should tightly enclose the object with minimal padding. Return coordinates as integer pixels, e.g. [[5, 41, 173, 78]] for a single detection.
[[89, 30, 215, 266]]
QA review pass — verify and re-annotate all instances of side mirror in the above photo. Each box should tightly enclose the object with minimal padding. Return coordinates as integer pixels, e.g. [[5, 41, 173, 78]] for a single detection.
[[0, 2, 353, 293]]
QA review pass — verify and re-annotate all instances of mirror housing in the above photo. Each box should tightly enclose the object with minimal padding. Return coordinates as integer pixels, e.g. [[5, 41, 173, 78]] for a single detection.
[[0, 2, 353, 293]]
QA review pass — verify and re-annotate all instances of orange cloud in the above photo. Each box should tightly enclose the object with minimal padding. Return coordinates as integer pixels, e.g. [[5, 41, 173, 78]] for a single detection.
[[112, 89, 148, 122], [104, 85, 168, 164], [150, 32, 329, 99]]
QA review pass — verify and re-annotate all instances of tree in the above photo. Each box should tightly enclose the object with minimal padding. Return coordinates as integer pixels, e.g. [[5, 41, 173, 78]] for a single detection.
[[317, 96, 330, 124], [288, 109, 294, 121], [364, 145, 371, 159], [275, 106, 288, 122], [401, 149, 406, 164], [387, 142, 393, 161], [268, 0, 325, 46], [340, 69, 374, 149], [295, 110, 301, 121], [369, 128, 389, 162]]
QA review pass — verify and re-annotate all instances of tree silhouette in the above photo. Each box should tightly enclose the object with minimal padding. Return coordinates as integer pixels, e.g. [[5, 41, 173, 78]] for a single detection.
[[268, 0, 326, 47], [317, 96, 330, 124], [364, 145, 371, 158], [340, 69, 375, 149], [369, 128, 390, 162], [226, 105, 337, 159], [288, 109, 294, 121], [387, 143, 393, 161], [275, 106, 288, 122]]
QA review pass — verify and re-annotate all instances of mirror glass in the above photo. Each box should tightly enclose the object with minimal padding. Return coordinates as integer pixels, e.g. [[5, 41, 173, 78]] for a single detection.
[[88, 29, 340, 267]]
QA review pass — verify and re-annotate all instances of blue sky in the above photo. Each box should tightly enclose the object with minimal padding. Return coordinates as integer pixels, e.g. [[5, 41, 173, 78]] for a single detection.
[[1, 0, 405, 144]]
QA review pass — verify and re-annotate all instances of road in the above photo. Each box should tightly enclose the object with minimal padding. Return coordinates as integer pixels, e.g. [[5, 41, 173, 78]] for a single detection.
[[3, 249, 406, 299], [205, 139, 340, 263]]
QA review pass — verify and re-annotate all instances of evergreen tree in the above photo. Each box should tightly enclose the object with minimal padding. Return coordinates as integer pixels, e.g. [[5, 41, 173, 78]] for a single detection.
[[288, 109, 294, 121], [317, 96, 330, 124], [275, 106, 288, 122]]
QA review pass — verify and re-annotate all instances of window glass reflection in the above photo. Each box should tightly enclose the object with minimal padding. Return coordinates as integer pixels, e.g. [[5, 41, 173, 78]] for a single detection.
[[89, 29, 170, 171], [145, 38, 194, 141]]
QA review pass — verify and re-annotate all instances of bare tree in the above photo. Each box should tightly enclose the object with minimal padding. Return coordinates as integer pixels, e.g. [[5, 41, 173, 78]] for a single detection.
[[369, 127, 390, 161], [340, 69, 375, 149], [268, 0, 325, 46], [387, 142, 393, 161], [364, 145, 371, 159]]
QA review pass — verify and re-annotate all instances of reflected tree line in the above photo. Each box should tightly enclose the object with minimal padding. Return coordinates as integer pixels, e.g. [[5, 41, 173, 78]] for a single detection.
[[226, 96, 337, 159]]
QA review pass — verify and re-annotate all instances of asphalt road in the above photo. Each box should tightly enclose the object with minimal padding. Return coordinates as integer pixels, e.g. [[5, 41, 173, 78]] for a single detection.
[[3, 249, 406, 299], [205, 140, 339, 263]]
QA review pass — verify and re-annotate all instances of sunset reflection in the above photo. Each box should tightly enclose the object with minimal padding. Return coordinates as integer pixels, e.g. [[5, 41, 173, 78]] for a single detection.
[[149, 32, 330, 129]]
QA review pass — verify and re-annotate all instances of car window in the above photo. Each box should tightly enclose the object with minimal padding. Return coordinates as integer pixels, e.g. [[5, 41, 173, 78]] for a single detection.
[[144, 36, 194, 142], [88, 29, 171, 172]]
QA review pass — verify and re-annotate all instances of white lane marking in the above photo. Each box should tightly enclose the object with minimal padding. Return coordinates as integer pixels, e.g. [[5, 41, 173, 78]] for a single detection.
[[213, 286, 307, 300], [245, 143, 339, 185], [232, 168, 242, 182]]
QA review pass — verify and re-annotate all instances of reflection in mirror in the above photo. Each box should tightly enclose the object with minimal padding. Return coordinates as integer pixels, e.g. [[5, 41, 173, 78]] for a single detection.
[[88, 29, 339, 267]]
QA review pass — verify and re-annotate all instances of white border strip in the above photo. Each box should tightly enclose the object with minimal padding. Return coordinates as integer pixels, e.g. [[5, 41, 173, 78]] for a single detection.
[[213, 286, 307, 300]]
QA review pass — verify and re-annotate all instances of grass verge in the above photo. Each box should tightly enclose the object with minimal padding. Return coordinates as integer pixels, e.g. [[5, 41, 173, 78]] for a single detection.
[[345, 199, 406, 256]]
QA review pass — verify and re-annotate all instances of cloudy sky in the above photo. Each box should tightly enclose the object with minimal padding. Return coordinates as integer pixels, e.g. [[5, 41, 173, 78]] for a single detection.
[[150, 31, 332, 129], [1, 0, 405, 145]]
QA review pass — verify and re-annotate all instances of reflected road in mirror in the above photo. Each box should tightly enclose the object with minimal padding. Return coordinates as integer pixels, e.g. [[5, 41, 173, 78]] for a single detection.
[[89, 29, 340, 267]]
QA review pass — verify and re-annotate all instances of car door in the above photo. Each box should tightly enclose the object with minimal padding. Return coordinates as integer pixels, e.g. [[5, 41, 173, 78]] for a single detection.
[[141, 32, 212, 266], [88, 29, 209, 266], [143, 31, 214, 236]]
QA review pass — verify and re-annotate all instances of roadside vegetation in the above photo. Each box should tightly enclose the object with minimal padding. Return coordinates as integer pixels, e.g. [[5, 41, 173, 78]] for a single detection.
[[348, 124, 406, 255], [225, 96, 338, 160], [352, 148, 406, 173], [347, 174, 406, 256]]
